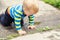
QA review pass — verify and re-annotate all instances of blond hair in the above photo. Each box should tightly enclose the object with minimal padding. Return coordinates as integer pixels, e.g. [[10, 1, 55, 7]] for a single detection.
[[23, 0, 39, 13]]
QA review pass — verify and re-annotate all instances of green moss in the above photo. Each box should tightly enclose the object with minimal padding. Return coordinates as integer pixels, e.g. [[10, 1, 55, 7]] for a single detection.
[[7, 33, 19, 40], [36, 26, 53, 32], [5, 26, 54, 40], [0, 38, 7, 40], [57, 25, 60, 28], [34, 22, 41, 25]]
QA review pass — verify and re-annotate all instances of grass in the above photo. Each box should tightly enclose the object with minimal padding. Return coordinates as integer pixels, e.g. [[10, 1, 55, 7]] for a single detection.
[[43, 0, 60, 9], [34, 22, 41, 25], [6, 33, 19, 40], [36, 26, 53, 32], [0, 38, 7, 40]]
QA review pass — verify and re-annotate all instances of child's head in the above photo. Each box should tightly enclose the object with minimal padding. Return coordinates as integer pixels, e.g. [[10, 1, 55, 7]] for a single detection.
[[23, 0, 39, 16]]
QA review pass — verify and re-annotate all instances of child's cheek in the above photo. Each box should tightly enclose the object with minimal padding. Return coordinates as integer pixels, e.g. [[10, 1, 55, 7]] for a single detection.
[[24, 11, 30, 16]]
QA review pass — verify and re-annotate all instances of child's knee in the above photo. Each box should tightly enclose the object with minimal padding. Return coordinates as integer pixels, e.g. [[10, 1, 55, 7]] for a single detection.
[[0, 17, 10, 26], [1, 22, 11, 26]]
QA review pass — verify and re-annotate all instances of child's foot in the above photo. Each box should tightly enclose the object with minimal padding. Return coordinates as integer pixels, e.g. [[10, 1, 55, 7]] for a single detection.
[[17, 29, 27, 35]]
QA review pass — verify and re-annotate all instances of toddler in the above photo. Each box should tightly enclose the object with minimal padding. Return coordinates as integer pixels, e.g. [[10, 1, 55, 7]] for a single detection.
[[0, 0, 39, 35]]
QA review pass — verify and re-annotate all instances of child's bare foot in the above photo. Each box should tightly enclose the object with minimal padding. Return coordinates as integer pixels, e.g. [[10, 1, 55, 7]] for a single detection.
[[28, 25, 36, 29], [17, 29, 27, 35]]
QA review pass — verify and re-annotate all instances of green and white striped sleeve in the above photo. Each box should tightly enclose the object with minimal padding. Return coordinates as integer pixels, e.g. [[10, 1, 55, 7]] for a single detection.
[[28, 15, 35, 26], [14, 10, 23, 30]]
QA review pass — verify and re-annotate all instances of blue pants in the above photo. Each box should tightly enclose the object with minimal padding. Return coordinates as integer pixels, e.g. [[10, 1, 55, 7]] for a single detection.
[[0, 8, 24, 26]]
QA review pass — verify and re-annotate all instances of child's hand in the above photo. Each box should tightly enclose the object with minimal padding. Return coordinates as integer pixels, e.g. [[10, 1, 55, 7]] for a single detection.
[[17, 29, 27, 35], [28, 25, 36, 29]]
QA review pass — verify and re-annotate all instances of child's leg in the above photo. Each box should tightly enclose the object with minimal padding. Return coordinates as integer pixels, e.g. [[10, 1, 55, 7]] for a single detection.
[[0, 9, 14, 26], [0, 14, 4, 22]]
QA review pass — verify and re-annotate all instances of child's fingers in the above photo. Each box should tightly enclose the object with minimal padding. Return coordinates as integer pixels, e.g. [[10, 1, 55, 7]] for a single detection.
[[28, 26, 36, 29], [29, 27, 31, 29], [18, 30, 27, 35]]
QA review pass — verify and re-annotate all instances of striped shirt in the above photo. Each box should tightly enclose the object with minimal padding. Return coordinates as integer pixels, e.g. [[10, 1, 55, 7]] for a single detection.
[[9, 4, 35, 30]]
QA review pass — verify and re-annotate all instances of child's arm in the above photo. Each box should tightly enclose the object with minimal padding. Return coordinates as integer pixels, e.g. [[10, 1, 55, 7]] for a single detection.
[[28, 15, 36, 29], [14, 10, 27, 35], [14, 10, 22, 30], [28, 15, 35, 26], [14, 17, 22, 30]]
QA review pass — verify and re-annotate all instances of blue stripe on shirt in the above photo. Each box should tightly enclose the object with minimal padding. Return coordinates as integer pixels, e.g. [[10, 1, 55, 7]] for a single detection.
[[15, 24, 21, 26], [15, 20, 21, 22]]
